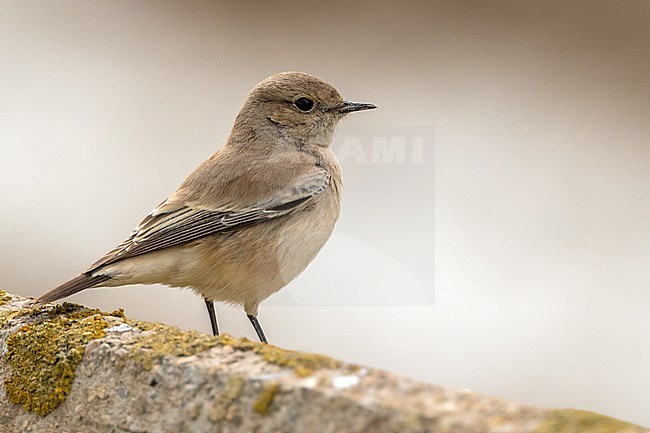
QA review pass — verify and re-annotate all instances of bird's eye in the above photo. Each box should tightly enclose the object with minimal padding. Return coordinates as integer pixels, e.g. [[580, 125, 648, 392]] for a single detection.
[[293, 97, 314, 112]]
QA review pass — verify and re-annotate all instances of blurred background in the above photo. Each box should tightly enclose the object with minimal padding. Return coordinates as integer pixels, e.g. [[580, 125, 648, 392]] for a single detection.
[[1, 0, 649, 426]]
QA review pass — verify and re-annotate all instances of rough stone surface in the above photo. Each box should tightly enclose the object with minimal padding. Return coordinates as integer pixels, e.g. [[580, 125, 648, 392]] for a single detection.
[[0, 290, 646, 433]]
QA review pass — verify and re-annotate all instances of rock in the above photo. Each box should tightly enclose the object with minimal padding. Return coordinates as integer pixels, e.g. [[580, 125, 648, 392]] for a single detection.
[[0, 289, 645, 433]]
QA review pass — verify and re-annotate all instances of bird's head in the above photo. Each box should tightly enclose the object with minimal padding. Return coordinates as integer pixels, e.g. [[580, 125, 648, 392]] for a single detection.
[[233, 71, 376, 148]]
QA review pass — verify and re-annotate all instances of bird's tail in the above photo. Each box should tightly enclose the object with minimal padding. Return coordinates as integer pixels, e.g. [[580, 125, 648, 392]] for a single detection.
[[35, 274, 112, 304]]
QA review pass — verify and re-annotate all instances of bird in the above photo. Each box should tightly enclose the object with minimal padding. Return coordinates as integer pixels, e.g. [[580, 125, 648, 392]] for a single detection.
[[35, 71, 376, 343]]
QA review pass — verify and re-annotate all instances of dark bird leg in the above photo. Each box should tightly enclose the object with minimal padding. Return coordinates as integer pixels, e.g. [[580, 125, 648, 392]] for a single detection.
[[247, 314, 268, 343], [204, 298, 219, 336]]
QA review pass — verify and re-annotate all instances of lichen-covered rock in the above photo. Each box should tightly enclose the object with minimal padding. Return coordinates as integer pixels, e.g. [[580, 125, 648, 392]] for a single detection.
[[0, 290, 646, 433], [4, 303, 111, 415]]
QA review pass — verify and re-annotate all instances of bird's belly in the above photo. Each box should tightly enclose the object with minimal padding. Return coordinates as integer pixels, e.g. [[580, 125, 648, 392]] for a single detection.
[[180, 194, 339, 311]]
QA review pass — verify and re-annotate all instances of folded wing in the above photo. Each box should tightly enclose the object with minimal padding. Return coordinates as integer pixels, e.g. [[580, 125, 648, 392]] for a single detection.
[[86, 164, 330, 273]]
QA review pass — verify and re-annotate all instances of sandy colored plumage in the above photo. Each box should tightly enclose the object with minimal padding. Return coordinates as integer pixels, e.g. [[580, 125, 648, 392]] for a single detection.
[[36, 71, 376, 342]]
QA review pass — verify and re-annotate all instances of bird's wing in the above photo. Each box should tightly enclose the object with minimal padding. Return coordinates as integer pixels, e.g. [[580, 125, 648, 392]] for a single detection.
[[85, 164, 331, 273]]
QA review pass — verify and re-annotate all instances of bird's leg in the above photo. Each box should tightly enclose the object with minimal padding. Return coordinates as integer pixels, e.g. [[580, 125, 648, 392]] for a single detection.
[[204, 298, 219, 336], [247, 314, 268, 343]]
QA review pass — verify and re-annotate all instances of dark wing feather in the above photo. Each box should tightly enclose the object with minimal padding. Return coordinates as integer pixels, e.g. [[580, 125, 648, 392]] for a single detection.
[[36, 274, 112, 304]]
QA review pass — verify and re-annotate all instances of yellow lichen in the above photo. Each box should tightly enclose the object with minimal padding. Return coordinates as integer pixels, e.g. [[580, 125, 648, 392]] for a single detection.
[[121, 323, 339, 377], [123, 317, 159, 332], [218, 334, 340, 376], [252, 383, 280, 415], [0, 309, 21, 326], [3, 303, 110, 416], [534, 409, 646, 433], [0, 289, 11, 306], [108, 308, 126, 319], [209, 376, 245, 422], [122, 323, 221, 370]]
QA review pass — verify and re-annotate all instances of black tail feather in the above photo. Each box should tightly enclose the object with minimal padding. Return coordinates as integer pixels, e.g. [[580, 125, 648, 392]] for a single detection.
[[35, 274, 112, 304]]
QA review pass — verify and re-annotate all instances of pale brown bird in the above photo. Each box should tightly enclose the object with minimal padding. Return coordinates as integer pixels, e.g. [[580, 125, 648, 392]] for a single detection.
[[36, 71, 376, 343]]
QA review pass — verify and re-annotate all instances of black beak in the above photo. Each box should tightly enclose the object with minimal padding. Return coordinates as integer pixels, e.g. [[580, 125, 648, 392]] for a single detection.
[[337, 101, 377, 113]]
